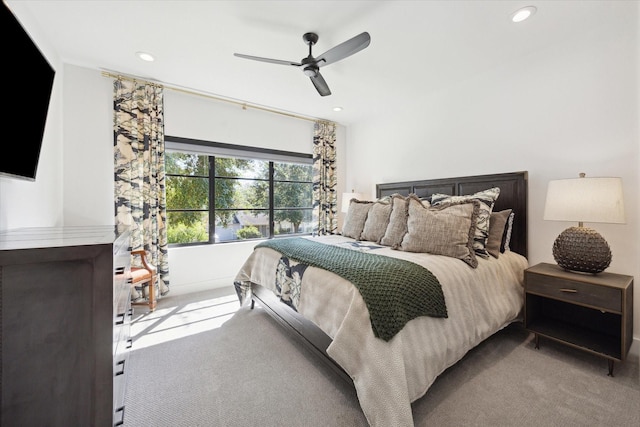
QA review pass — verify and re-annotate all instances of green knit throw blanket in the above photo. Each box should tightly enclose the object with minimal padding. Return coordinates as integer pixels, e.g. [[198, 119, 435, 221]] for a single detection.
[[255, 238, 447, 341]]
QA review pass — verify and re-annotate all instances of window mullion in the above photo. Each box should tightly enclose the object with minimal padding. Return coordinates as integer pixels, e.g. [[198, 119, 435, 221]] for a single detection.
[[209, 155, 216, 243], [269, 161, 274, 238]]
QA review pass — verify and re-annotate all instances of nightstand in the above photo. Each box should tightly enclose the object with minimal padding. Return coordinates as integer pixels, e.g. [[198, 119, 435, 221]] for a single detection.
[[524, 262, 633, 376]]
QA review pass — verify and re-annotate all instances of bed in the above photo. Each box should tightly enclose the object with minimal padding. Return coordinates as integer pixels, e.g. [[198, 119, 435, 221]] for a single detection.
[[234, 171, 528, 426]]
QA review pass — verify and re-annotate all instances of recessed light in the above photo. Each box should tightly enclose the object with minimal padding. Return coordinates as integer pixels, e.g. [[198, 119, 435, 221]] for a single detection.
[[333, 106, 343, 112], [136, 51, 155, 62], [511, 6, 537, 23]]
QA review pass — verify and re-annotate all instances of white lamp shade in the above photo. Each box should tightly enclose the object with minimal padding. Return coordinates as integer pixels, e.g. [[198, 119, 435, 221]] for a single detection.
[[543, 177, 625, 224], [341, 192, 364, 213]]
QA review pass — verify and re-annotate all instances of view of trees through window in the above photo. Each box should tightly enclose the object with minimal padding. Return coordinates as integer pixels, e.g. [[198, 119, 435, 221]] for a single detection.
[[166, 151, 313, 245]]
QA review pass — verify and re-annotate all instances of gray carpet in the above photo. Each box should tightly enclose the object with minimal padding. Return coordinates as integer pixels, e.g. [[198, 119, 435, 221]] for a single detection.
[[123, 288, 639, 426]]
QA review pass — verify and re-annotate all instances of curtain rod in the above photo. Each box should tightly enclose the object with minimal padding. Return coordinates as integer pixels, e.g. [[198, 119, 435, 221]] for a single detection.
[[101, 70, 332, 124]]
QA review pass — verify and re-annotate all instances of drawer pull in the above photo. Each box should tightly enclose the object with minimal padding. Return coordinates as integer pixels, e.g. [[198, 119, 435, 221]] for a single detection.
[[115, 266, 125, 275], [115, 359, 126, 376], [559, 288, 577, 293], [126, 338, 133, 349], [115, 312, 126, 326], [114, 405, 125, 426]]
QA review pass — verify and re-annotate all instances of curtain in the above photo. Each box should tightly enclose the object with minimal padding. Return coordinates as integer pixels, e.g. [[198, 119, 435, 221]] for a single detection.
[[113, 78, 170, 300], [312, 121, 338, 235]]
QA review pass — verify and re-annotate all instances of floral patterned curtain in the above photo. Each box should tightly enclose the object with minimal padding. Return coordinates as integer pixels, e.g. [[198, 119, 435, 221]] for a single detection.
[[113, 78, 170, 300], [312, 121, 337, 235]]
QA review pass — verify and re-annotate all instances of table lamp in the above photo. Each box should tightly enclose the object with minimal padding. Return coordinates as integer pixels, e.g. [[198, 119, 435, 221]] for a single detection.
[[543, 173, 625, 274]]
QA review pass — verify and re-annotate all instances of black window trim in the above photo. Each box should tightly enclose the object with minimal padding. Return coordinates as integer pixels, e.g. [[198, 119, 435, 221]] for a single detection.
[[165, 135, 313, 164]]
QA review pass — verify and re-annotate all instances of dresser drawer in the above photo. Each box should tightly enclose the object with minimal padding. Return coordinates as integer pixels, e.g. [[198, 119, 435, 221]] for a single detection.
[[526, 272, 621, 313]]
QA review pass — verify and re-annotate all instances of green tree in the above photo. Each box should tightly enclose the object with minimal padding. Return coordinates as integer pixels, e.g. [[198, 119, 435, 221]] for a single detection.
[[236, 226, 262, 239], [165, 152, 208, 228], [166, 153, 253, 243], [247, 162, 312, 233], [213, 157, 253, 227]]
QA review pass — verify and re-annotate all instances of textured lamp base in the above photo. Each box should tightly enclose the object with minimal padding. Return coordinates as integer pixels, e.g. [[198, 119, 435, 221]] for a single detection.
[[552, 226, 612, 274]]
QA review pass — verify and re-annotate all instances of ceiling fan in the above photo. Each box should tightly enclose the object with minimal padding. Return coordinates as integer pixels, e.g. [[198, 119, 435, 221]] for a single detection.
[[234, 31, 371, 97]]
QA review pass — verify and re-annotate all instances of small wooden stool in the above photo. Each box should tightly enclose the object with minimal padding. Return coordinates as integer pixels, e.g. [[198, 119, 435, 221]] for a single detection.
[[130, 250, 157, 312]]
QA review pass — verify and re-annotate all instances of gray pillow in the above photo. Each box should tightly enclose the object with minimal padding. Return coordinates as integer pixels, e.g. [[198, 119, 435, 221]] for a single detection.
[[360, 198, 393, 243], [430, 187, 500, 259], [487, 209, 512, 258], [380, 194, 409, 248], [400, 195, 479, 268], [342, 200, 372, 239]]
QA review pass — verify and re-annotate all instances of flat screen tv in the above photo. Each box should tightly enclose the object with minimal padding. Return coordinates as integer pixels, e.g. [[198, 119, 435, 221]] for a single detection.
[[0, 2, 55, 181]]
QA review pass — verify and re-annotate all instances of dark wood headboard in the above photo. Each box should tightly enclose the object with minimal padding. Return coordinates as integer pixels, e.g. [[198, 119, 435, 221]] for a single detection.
[[376, 171, 528, 258]]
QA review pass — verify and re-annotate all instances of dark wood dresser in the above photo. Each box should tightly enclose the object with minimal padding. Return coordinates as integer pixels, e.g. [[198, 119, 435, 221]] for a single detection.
[[0, 226, 132, 427]]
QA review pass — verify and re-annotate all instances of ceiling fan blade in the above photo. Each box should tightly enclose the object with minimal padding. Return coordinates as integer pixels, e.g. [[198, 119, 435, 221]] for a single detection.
[[234, 53, 302, 67], [310, 72, 331, 96], [315, 32, 370, 68]]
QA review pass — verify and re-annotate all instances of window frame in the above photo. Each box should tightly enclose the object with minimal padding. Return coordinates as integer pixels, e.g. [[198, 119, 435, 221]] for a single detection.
[[165, 136, 313, 247]]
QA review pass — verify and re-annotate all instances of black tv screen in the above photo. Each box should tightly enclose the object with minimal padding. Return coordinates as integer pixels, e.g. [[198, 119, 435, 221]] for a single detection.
[[0, 2, 55, 181]]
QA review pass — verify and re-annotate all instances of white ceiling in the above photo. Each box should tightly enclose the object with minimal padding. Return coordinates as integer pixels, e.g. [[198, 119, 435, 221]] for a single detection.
[[7, 1, 621, 126]]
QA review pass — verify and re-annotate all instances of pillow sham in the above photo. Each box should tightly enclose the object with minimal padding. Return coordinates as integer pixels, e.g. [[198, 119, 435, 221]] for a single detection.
[[486, 209, 512, 258], [342, 199, 373, 240], [400, 195, 479, 268], [430, 187, 500, 259], [501, 211, 515, 253], [380, 194, 409, 248], [360, 197, 393, 243]]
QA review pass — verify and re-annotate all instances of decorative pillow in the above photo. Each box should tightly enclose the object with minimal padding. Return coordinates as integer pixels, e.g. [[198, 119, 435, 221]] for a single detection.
[[380, 194, 409, 248], [342, 199, 372, 240], [430, 187, 500, 259], [486, 209, 512, 258], [360, 198, 393, 243], [501, 212, 515, 253], [400, 195, 479, 268]]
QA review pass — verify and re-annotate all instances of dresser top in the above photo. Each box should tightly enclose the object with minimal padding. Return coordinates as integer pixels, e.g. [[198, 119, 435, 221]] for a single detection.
[[0, 226, 123, 250]]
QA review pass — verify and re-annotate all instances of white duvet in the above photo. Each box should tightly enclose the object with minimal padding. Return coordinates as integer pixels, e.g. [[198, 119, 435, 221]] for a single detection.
[[234, 235, 529, 426]]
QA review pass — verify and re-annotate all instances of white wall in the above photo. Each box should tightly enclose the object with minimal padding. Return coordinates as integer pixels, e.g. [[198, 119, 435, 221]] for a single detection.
[[345, 5, 640, 340], [62, 66, 115, 225]]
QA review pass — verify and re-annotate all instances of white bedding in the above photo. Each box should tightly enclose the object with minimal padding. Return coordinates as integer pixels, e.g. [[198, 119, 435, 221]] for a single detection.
[[234, 234, 529, 426]]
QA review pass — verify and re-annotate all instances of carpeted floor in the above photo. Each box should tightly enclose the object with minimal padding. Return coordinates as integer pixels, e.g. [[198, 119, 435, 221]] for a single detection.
[[123, 287, 639, 426]]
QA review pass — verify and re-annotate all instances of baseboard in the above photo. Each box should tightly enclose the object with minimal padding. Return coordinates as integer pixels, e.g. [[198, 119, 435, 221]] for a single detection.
[[167, 277, 235, 297], [630, 338, 640, 357]]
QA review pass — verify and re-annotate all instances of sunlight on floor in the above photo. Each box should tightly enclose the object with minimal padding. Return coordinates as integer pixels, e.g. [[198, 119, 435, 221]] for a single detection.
[[130, 293, 240, 350]]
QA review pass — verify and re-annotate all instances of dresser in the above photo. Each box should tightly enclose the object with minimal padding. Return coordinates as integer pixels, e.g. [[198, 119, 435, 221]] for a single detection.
[[0, 226, 132, 426]]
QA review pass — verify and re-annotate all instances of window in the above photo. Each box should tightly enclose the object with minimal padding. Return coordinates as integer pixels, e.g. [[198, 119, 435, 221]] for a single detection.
[[165, 137, 313, 246]]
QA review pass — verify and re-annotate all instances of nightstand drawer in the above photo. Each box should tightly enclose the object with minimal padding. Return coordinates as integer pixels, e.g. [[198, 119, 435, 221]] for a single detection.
[[526, 273, 620, 313]]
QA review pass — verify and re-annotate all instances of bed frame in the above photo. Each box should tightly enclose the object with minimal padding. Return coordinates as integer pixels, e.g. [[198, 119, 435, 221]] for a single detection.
[[250, 171, 528, 384]]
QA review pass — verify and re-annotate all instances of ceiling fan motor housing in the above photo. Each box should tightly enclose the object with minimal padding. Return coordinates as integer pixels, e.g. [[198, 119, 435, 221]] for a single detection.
[[303, 32, 319, 46], [303, 65, 318, 77]]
